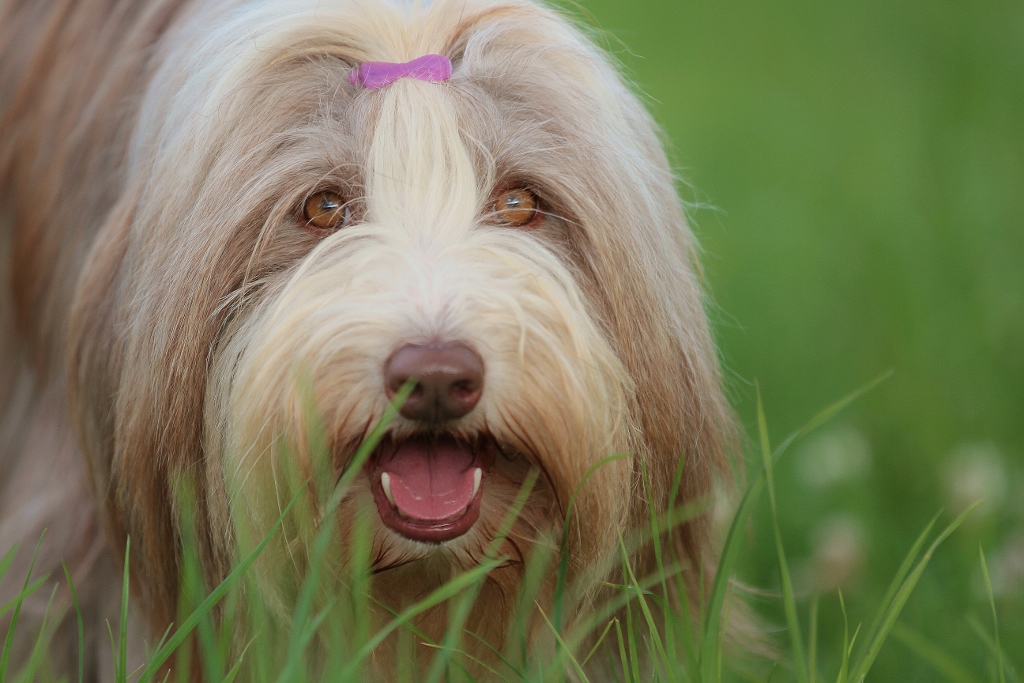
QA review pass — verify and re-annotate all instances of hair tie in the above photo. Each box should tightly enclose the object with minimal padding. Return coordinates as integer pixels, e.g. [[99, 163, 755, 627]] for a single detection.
[[349, 54, 452, 89]]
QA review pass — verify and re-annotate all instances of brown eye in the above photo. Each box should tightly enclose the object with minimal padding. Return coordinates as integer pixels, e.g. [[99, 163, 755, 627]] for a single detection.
[[493, 188, 539, 226], [302, 190, 352, 231]]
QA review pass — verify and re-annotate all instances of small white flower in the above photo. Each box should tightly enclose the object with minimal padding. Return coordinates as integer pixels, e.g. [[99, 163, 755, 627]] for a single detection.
[[797, 426, 871, 490], [976, 532, 1024, 599], [810, 514, 866, 593], [945, 442, 1007, 519]]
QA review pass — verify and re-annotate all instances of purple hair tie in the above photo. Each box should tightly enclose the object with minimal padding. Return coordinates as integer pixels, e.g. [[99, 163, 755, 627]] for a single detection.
[[349, 54, 453, 89]]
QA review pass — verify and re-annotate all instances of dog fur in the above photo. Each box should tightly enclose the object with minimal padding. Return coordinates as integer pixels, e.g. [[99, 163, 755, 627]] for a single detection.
[[0, 0, 738, 678]]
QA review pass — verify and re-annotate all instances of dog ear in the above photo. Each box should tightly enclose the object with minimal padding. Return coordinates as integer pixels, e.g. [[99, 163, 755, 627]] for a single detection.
[[67, 187, 143, 612], [67, 182, 192, 634], [69, 187, 136, 525], [541, 74, 738, 612], [610, 127, 742, 646]]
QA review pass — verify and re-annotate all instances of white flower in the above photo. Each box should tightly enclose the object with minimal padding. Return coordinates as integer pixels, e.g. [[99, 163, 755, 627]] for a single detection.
[[945, 442, 1007, 519], [976, 532, 1024, 598], [797, 426, 871, 490], [810, 514, 866, 593]]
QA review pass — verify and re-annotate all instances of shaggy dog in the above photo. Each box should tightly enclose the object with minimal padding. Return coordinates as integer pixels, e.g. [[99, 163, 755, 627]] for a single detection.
[[0, 0, 737, 678]]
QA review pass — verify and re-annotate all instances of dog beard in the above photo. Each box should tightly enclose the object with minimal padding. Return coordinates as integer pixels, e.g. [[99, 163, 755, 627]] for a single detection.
[[1, 0, 738, 677]]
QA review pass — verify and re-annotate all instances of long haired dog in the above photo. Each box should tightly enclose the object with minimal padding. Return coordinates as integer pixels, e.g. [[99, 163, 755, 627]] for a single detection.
[[0, 0, 737, 677]]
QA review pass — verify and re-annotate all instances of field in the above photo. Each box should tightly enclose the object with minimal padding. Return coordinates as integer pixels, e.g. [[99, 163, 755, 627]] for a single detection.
[[3, 0, 1023, 680], [571, 0, 1023, 679]]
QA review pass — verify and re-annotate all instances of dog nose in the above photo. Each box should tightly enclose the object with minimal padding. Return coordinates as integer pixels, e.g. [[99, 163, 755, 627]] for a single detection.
[[384, 343, 484, 422]]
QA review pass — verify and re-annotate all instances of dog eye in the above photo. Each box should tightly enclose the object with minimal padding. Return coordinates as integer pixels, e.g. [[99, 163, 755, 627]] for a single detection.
[[302, 190, 352, 232], [493, 188, 539, 227]]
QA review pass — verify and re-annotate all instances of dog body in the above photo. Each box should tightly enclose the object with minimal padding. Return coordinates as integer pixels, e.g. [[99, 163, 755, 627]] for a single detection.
[[0, 0, 734, 678]]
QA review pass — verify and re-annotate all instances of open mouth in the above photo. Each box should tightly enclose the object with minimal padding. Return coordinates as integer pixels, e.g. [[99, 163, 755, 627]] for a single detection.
[[366, 434, 494, 544]]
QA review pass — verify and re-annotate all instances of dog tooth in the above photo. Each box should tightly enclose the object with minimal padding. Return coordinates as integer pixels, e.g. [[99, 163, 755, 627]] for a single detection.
[[472, 467, 482, 497], [381, 472, 396, 507]]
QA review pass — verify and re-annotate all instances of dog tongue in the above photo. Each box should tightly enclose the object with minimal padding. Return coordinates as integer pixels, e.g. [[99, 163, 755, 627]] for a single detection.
[[384, 439, 477, 522]]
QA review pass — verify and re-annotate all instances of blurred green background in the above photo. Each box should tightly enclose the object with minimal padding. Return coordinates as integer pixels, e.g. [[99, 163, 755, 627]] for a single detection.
[[560, 0, 1024, 679]]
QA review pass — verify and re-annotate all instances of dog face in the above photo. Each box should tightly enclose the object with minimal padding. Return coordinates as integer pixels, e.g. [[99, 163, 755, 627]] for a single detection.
[[66, 0, 733, 664]]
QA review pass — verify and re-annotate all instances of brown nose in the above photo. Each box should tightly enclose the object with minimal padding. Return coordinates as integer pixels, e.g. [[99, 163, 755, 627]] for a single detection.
[[384, 343, 484, 422]]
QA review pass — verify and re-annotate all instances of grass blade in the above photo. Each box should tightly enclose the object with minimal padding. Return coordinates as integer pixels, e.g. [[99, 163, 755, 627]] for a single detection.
[[700, 457, 766, 680], [464, 628, 523, 680], [342, 558, 504, 677], [0, 545, 17, 584], [967, 616, 1020, 683], [835, 591, 850, 683], [140, 490, 304, 679], [580, 618, 618, 669], [0, 578, 48, 622], [421, 640, 510, 682], [62, 563, 86, 683], [665, 453, 700, 681], [891, 622, 980, 683], [117, 537, 130, 683], [624, 595, 640, 683], [553, 453, 629, 633], [846, 504, 977, 682], [222, 637, 255, 683], [639, 459, 676, 679], [537, 607, 591, 683], [18, 585, 59, 683], [809, 595, 819, 683], [702, 376, 887, 680], [771, 371, 892, 460], [423, 469, 540, 683], [979, 546, 1006, 683], [758, 388, 808, 683], [853, 509, 939, 664], [0, 533, 45, 681], [617, 534, 673, 681], [614, 619, 629, 683]]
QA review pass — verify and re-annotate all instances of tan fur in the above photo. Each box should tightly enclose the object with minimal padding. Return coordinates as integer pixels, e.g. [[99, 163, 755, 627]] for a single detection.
[[1, 0, 740, 678]]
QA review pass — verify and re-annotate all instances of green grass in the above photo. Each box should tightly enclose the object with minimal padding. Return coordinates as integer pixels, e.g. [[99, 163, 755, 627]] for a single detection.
[[551, 0, 1024, 679], [1, 384, 1014, 681]]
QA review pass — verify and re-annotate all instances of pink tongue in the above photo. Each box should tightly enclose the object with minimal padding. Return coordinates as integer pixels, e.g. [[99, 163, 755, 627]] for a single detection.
[[385, 439, 478, 522]]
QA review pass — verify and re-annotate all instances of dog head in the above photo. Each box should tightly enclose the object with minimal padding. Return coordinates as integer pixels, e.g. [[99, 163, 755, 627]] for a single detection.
[[69, 0, 734, 662]]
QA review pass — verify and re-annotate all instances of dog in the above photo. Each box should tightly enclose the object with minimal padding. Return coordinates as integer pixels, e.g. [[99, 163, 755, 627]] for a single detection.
[[0, 0, 738, 678]]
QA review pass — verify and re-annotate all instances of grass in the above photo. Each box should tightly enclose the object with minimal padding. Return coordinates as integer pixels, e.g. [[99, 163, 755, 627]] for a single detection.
[[1, 382, 1015, 681], [554, 0, 1024, 679]]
